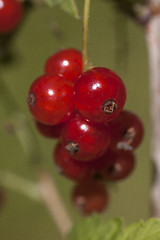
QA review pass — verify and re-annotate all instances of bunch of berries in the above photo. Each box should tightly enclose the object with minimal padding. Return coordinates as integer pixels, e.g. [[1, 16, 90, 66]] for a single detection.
[[27, 48, 144, 216], [0, 0, 23, 34]]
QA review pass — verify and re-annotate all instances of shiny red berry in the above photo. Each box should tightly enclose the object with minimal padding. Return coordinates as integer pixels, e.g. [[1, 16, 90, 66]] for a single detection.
[[54, 143, 93, 181], [108, 110, 144, 151], [45, 48, 82, 84], [27, 74, 75, 125], [98, 149, 135, 181], [74, 67, 126, 123], [60, 113, 110, 161], [0, 0, 23, 33], [35, 120, 62, 138], [72, 180, 109, 215]]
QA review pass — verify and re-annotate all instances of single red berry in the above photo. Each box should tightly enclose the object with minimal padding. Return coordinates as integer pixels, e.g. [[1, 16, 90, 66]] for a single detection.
[[27, 74, 75, 125], [74, 67, 126, 123], [54, 143, 93, 181], [45, 48, 82, 84], [72, 180, 109, 215], [0, 0, 23, 33], [60, 113, 110, 161], [35, 120, 62, 139], [108, 110, 144, 151], [97, 149, 135, 181]]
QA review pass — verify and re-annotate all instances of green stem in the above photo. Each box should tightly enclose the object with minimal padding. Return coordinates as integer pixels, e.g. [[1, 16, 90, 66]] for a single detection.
[[82, 0, 91, 72], [0, 171, 40, 201]]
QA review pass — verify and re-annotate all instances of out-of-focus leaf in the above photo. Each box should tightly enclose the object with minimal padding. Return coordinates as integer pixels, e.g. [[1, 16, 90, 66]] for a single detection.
[[67, 216, 160, 240], [67, 215, 123, 240], [59, 0, 79, 19], [44, 0, 79, 19]]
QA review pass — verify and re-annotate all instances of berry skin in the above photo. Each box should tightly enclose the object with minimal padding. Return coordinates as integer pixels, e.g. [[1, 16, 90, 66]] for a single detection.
[[97, 149, 135, 181], [35, 120, 62, 139], [0, 0, 23, 33], [27, 74, 75, 125], [108, 110, 144, 151], [54, 143, 93, 181], [74, 67, 126, 123], [45, 49, 82, 84], [72, 180, 109, 215], [60, 113, 110, 162]]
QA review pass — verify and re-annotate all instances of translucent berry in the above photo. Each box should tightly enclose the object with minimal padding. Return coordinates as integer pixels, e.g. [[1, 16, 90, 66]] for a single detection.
[[108, 110, 144, 151], [0, 0, 23, 33], [74, 67, 126, 123], [97, 149, 135, 181], [60, 113, 110, 161], [45, 48, 82, 84], [72, 180, 109, 215], [54, 143, 93, 181], [27, 74, 75, 125]]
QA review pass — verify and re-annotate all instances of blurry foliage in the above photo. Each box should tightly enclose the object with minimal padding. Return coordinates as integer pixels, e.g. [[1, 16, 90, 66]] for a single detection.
[[67, 215, 160, 240], [106, 0, 146, 19]]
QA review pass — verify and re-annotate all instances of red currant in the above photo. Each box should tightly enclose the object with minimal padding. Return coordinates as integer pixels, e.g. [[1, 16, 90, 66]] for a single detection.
[[0, 0, 23, 33], [27, 74, 75, 125], [74, 67, 126, 123], [45, 48, 82, 84], [97, 149, 135, 181], [60, 112, 110, 161], [72, 180, 109, 215], [54, 143, 93, 181], [108, 110, 144, 151], [35, 120, 62, 138]]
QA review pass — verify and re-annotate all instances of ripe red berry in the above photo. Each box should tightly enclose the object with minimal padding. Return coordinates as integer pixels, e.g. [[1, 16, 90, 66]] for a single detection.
[[0, 0, 23, 33], [60, 113, 110, 161], [108, 110, 144, 151], [74, 67, 126, 123], [54, 143, 93, 181], [35, 120, 62, 139], [27, 74, 75, 125], [45, 48, 82, 84], [97, 149, 135, 181], [72, 180, 109, 215]]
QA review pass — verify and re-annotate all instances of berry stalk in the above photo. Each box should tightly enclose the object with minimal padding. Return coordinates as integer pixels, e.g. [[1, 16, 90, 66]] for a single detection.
[[82, 0, 91, 72]]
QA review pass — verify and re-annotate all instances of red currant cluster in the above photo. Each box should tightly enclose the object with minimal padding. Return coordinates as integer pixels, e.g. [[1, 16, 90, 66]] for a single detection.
[[0, 0, 23, 34], [27, 48, 144, 216]]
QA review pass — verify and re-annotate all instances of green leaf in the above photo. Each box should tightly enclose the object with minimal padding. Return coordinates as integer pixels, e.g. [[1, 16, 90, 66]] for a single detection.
[[67, 215, 123, 240], [59, 0, 80, 19], [116, 218, 160, 240], [67, 216, 160, 240], [44, 0, 79, 19]]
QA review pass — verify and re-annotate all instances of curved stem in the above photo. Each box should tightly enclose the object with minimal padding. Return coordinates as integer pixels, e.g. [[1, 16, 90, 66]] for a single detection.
[[38, 170, 73, 239], [82, 0, 91, 72]]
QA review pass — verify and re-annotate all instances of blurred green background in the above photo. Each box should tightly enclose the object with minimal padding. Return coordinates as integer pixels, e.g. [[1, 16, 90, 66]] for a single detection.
[[0, 0, 151, 239]]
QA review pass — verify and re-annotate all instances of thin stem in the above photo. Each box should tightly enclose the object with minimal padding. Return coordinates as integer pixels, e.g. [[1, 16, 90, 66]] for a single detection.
[[38, 170, 73, 239], [0, 171, 40, 201], [82, 0, 91, 72]]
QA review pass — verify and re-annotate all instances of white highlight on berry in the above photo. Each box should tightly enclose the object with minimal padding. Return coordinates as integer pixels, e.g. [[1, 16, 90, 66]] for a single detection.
[[62, 60, 69, 67], [80, 124, 88, 131], [92, 82, 100, 90], [48, 89, 54, 96], [0, 0, 4, 9]]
